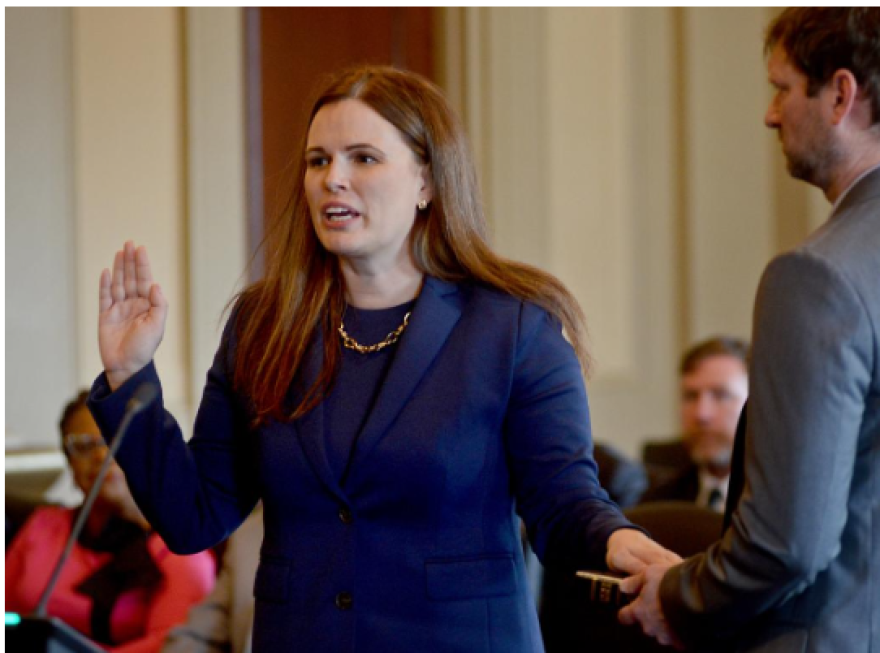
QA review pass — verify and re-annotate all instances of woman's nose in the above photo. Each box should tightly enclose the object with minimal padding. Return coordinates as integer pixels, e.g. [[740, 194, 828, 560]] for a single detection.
[[324, 160, 348, 193]]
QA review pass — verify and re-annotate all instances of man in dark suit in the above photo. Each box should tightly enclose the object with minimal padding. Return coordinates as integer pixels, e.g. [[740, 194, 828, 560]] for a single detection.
[[620, 9, 880, 651], [640, 337, 748, 512]]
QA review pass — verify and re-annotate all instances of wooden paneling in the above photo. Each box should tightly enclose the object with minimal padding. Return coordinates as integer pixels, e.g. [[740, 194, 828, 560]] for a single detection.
[[249, 7, 434, 263]]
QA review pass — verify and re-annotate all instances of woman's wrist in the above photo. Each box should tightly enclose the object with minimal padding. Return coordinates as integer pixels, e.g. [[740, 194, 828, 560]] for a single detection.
[[105, 362, 149, 393]]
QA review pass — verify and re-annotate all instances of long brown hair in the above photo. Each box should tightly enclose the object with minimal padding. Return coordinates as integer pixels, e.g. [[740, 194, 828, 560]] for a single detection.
[[234, 66, 591, 425]]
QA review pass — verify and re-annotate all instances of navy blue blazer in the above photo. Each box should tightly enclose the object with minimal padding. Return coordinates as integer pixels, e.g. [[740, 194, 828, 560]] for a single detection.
[[89, 276, 633, 652]]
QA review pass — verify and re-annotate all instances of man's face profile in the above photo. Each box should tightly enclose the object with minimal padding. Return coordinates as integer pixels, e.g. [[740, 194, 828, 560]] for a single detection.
[[764, 45, 840, 188]]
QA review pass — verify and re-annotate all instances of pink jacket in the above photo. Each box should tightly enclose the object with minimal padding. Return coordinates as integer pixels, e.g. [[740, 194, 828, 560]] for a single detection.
[[6, 506, 215, 652]]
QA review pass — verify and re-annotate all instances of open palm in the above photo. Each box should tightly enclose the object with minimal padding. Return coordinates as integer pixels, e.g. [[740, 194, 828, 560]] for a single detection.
[[98, 241, 168, 391]]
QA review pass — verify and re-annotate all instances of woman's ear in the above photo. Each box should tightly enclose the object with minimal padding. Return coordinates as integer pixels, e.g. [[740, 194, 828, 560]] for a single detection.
[[419, 165, 434, 205]]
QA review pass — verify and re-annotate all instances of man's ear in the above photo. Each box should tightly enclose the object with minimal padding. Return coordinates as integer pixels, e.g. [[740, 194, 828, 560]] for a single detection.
[[829, 68, 859, 126]]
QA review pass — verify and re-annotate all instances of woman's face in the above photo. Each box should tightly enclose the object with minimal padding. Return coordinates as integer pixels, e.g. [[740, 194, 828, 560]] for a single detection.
[[304, 99, 431, 273], [64, 406, 133, 510]]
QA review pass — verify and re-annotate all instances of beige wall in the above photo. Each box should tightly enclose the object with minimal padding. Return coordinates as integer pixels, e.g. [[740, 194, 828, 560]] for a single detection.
[[6, 8, 246, 450], [72, 8, 189, 415], [6, 8, 78, 450], [184, 8, 249, 407], [681, 8, 774, 340], [7, 8, 823, 460], [438, 7, 822, 455]]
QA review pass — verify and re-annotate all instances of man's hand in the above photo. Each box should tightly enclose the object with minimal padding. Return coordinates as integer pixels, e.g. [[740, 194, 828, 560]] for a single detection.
[[606, 528, 682, 575], [619, 563, 684, 649]]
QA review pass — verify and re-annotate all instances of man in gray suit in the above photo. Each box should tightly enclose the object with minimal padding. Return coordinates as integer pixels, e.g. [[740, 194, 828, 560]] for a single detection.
[[619, 8, 880, 651]]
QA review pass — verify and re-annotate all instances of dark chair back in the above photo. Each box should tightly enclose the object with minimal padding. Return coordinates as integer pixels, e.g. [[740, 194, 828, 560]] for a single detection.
[[641, 439, 691, 472], [625, 500, 723, 557], [540, 501, 723, 652]]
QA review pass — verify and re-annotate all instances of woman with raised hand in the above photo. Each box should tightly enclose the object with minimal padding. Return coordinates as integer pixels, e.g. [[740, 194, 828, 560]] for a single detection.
[[89, 66, 678, 652]]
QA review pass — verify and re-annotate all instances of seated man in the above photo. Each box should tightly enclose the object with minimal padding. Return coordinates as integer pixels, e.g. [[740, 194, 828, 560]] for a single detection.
[[641, 336, 748, 512]]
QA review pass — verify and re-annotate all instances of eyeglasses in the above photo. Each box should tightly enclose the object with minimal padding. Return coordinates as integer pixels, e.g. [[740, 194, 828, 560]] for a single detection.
[[63, 433, 107, 458]]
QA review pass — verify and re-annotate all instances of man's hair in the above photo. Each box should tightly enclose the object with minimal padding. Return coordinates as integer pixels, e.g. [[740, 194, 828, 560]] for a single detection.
[[680, 336, 749, 376], [765, 8, 880, 126]]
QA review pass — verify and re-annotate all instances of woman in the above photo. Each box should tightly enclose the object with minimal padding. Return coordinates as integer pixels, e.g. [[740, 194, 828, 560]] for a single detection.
[[5, 391, 216, 652], [89, 67, 678, 652]]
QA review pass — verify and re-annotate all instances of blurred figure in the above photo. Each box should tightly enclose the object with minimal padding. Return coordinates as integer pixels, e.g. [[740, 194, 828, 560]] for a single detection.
[[593, 442, 648, 510], [162, 505, 263, 653], [641, 337, 748, 512], [6, 391, 215, 652], [621, 9, 880, 650]]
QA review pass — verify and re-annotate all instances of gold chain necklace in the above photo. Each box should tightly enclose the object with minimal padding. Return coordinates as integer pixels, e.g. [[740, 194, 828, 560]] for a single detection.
[[339, 311, 412, 354]]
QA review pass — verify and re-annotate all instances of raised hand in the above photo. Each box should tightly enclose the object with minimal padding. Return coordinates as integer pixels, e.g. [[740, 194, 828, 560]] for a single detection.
[[98, 241, 168, 391]]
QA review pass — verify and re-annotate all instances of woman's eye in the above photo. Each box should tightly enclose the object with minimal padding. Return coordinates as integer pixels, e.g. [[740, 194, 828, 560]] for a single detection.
[[306, 156, 329, 168], [355, 154, 378, 164]]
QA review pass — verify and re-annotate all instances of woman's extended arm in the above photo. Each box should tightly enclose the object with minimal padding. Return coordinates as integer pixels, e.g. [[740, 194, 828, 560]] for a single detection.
[[90, 241, 258, 553]]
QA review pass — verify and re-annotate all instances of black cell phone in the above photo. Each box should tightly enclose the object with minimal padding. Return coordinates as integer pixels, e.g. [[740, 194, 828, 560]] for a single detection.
[[575, 570, 631, 607]]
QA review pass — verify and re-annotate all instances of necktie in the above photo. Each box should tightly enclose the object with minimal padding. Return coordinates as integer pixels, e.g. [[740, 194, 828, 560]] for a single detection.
[[707, 488, 724, 512]]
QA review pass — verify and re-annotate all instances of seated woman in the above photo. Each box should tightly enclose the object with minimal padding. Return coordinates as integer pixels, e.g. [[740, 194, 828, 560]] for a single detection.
[[6, 390, 216, 652]]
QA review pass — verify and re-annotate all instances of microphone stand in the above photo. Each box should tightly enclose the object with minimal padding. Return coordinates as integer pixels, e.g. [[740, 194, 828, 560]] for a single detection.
[[34, 383, 158, 618]]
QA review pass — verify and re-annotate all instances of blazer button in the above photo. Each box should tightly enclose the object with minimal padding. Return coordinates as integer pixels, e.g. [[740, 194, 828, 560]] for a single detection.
[[338, 507, 353, 524], [335, 591, 353, 610]]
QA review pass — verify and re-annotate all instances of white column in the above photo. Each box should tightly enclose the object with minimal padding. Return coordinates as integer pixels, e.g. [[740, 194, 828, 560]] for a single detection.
[[184, 8, 248, 409], [6, 8, 78, 448], [680, 8, 775, 341], [72, 8, 189, 419]]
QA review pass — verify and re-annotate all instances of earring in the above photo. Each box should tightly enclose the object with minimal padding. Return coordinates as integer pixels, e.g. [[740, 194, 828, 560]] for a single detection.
[[417, 199, 428, 211]]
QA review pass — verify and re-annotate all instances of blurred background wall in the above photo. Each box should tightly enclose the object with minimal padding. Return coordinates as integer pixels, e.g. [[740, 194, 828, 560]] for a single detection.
[[6, 7, 827, 465]]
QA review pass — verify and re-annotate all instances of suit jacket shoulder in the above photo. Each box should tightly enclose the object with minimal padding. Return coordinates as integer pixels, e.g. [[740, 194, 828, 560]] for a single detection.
[[659, 168, 880, 652]]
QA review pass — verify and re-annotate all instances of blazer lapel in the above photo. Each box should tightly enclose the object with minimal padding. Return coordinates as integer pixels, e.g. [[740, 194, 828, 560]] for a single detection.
[[346, 277, 462, 474], [294, 329, 347, 501]]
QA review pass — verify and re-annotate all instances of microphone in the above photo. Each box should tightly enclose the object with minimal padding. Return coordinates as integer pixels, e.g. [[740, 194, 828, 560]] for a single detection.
[[33, 382, 159, 618], [126, 382, 159, 415]]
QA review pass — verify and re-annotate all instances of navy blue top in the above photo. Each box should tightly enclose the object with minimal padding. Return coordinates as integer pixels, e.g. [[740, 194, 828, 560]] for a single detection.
[[88, 276, 635, 653], [324, 301, 415, 483]]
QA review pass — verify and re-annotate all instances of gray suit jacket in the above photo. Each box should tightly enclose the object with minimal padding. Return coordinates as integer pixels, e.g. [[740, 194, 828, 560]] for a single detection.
[[659, 167, 880, 652]]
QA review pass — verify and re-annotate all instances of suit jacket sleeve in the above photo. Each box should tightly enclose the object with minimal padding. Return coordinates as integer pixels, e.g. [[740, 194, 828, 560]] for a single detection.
[[505, 303, 636, 570], [658, 249, 873, 645], [88, 313, 259, 554]]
